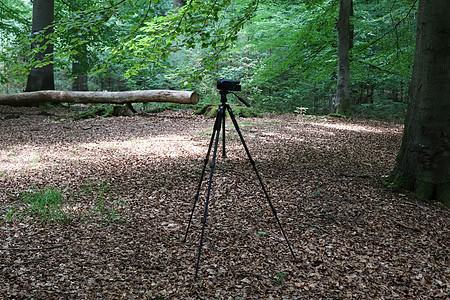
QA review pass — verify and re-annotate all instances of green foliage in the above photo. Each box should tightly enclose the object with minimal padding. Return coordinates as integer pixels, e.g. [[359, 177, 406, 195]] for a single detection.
[[139, 102, 182, 114], [351, 0, 417, 101], [328, 112, 347, 119], [223, 0, 416, 114], [118, 0, 259, 86], [0, 0, 417, 120], [233, 0, 338, 112], [274, 271, 287, 284], [352, 99, 407, 122], [0, 0, 30, 91]]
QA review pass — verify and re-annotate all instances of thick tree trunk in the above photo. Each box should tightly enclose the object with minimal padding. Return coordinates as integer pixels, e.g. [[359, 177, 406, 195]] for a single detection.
[[388, 0, 450, 206], [25, 0, 55, 92], [333, 0, 353, 114], [0, 90, 200, 106]]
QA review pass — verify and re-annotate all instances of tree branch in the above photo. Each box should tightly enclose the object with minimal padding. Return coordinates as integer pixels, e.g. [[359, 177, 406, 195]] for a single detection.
[[367, 0, 418, 47], [0, 244, 66, 251]]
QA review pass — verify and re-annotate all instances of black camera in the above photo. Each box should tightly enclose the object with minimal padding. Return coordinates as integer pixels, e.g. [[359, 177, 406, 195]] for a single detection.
[[217, 79, 241, 91]]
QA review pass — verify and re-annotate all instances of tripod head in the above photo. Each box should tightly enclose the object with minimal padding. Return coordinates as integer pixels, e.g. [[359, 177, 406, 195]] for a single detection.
[[217, 79, 251, 107], [219, 90, 251, 107]]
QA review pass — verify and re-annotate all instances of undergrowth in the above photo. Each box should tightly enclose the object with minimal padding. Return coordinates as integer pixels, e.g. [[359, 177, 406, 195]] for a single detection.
[[4, 182, 126, 225], [194, 103, 262, 118], [352, 99, 407, 123], [42, 94, 406, 123]]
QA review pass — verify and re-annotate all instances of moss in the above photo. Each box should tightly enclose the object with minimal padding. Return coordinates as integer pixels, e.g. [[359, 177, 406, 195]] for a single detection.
[[387, 173, 450, 207], [232, 106, 262, 118], [436, 182, 450, 207], [194, 104, 216, 117], [206, 108, 218, 119], [415, 177, 435, 201], [62, 104, 116, 120], [383, 173, 414, 190], [78, 105, 114, 119]]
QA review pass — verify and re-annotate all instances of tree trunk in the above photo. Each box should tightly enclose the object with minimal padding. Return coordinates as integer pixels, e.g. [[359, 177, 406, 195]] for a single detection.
[[72, 71, 89, 91], [0, 90, 199, 106], [387, 0, 450, 206], [72, 44, 89, 91], [25, 0, 55, 92], [173, 0, 187, 9], [333, 0, 353, 114]]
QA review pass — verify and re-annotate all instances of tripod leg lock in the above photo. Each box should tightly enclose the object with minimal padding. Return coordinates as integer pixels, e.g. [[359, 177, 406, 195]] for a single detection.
[[201, 217, 206, 224]]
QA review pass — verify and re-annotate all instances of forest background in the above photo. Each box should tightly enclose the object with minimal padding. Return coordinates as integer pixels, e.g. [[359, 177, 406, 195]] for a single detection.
[[1, 1, 450, 297], [0, 0, 416, 121]]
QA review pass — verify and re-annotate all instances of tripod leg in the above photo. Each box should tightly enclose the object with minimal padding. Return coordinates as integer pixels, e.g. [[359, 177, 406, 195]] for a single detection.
[[222, 108, 226, 158], [194, 105, 225, 281], [226, 106, 297, 261], [184, 107, 223, 243]]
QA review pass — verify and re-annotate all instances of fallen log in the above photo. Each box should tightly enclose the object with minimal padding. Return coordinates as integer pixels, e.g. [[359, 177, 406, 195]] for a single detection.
[[0, 90, 200, 106]]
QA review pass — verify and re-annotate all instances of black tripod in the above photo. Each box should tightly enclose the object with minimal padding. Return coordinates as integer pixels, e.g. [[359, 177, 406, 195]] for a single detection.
[[183, 89, 296, 280]]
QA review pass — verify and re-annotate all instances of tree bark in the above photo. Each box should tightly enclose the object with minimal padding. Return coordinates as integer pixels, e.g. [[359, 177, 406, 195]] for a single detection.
[[333, 0, 353, 114], [173, 0, 187, 9], [0, 90, 200, 106], [388, 0, 450, 206], [72, 44, 89, 91], [71, 71, 89, 91], [25, 0, 55, 92]]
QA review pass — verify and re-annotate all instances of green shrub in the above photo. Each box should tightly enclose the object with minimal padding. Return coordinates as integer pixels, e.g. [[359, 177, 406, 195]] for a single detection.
[[352, 99, 407, 122]]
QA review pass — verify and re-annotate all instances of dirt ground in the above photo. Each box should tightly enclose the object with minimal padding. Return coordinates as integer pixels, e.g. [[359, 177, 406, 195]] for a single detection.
[[0, 106, 448, 299]]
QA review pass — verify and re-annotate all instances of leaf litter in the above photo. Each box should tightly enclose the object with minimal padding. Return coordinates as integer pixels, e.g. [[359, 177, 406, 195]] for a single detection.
[[0, 107, 448, 299]]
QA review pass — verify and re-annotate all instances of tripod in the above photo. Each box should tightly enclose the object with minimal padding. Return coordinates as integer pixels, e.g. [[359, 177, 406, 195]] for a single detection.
[[183, 89, 296, 280]]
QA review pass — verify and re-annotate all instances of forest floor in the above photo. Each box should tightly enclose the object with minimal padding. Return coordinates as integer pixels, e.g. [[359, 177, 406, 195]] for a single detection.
[[0, 106, 448, 299]]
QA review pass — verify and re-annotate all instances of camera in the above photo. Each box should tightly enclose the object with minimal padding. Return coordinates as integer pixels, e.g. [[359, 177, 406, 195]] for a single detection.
[[217, 79, 241, 91]]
